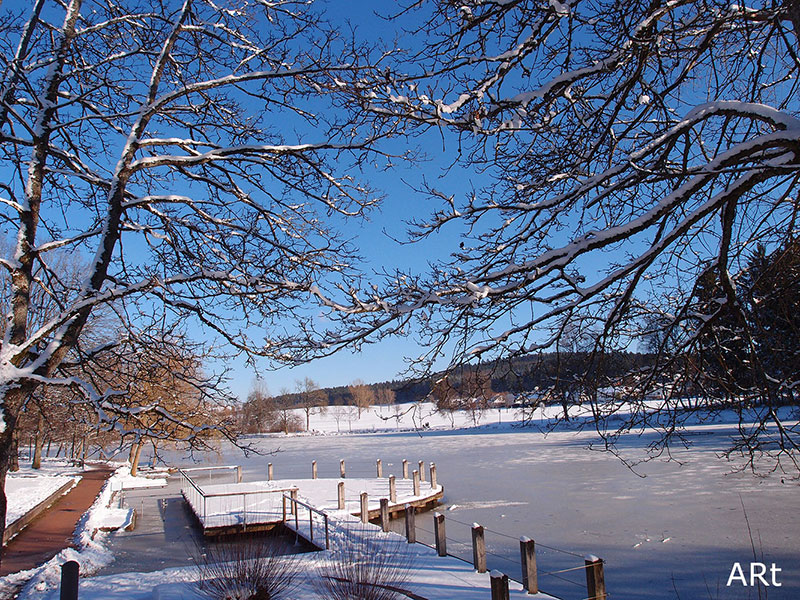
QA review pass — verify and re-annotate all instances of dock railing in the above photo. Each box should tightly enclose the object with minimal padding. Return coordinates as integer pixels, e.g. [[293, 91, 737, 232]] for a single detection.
[[282, 492, 330, 549], [179, 467, 296, 530]]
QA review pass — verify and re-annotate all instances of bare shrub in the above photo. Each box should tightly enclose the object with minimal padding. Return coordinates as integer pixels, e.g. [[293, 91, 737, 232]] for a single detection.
[[313, 528, 416, 600], [194, 535, 298, 600]]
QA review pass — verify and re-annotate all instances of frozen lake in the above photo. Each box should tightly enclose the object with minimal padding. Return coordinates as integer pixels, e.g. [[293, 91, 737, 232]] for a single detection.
[[114, 414, 799, 599], [193, 421, 799, 600]]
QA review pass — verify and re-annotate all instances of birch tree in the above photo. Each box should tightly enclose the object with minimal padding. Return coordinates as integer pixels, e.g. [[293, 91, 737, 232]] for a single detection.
[[344, 0, 800, 471], [0, 0, 396, 554]]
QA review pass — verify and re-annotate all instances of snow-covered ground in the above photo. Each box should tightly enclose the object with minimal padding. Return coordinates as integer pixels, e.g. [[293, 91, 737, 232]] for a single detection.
[[35, 497, 555, 600], [4, 402, 799, 599], [1, 464, 168, 599], [6, 459, 81, 526]]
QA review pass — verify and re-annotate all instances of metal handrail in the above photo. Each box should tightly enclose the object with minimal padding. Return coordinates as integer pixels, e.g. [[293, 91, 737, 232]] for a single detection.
[[282, 492, 330, 549]]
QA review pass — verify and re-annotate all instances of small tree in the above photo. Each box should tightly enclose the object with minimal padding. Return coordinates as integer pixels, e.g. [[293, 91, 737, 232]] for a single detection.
[[348, 379, 374, 418], [295, 377, 327, 432]]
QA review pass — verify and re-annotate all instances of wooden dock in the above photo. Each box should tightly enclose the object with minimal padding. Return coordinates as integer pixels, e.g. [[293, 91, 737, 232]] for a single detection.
[[179, 463, 444, 540]]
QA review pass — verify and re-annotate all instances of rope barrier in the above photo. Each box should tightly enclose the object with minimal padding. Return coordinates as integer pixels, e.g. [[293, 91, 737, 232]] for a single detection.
[[546, 571, 586, 588], [541, 564, 595, 576], [438, 512, 586, 558]]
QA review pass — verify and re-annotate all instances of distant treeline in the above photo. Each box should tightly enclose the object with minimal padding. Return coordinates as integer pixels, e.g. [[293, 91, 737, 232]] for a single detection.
[[271, 351, 655, 407]]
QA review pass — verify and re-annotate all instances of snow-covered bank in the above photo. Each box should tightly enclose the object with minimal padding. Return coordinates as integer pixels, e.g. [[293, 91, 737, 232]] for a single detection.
[[35, 511, 556, 600], [6, 460, 81, 527]]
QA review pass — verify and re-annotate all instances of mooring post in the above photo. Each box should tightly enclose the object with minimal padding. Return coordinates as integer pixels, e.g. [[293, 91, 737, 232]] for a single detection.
[[430, 463, 437, 489], [380, 498, 390, 532], [412, 469, 420, 496], [405, 503, 416, 543], [389, 474, 397, 502], [360, 492, 369, 523], [337, 481, 345, 510], [60, 560, 79, 600], [312, 460, 317, 479], [236, 465, 242, 483], [340, 459, 346, 478], [290, 488, 298, 516], [434, 512, 447, 556], [472, 523, 487, 573], [418, 460, 425, 482], [490, 571, 510, 600], [376, 458, 383, 478], [268, 463, 273, 481], [520, 536, 538, 594], [585, 555, 607, 600], [402, 459, 408, 479]]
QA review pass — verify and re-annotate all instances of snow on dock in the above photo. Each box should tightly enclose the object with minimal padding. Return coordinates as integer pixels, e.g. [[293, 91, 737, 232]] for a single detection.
[[179, 465, 444, 538]]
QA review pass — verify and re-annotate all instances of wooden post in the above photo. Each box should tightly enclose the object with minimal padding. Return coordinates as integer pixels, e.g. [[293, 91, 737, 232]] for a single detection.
[[585, 555, 607, 600], [360, 492, 369, 523], [340, 459, 346, 478], [389, 475, 397, 502], [430, 463, 437, 489], [520, 536, 538, 594], [412, 470, 420, 496], [434, 512, 447, 556], [380, 498, 390, 532], [405, 504, 416, 543], [376, 458, 383, 477], [418, 460, 425, 482], [236, 465, 242, 483], [472, 524, 487, 573], [268, 463, 273, 481], [290, 489, 298, 516], [402, 459, 408, 479], [337, 481, 345, 510], [312, 460, 317, 479], [490, 571, 510, 600], [60, 560, 79, 600]]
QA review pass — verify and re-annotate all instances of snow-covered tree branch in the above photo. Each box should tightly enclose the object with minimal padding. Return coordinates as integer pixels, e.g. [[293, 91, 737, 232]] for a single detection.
[[337, 0, 800, 471], [0, 0, 400, 553]]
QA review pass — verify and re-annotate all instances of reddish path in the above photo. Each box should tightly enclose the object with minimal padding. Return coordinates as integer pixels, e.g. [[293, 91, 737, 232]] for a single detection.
[[0, 466, 114, 576]]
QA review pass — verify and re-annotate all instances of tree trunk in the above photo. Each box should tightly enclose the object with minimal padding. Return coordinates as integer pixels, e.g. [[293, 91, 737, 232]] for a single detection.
[[32, 416, 44, 469], [9, 431, 20, 472], [80, 431, 89, 468], [130, 440, 143, 477]]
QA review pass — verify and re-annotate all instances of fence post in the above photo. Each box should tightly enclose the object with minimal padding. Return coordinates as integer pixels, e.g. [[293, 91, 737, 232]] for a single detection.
[[340, 459, 346, 478], [312, 460, 317, 479], [402, 459, 408, 479], [337, 481, 345, 510], [430, 463, 437, 489], [60, 560, 79, 600], [389, 475, 397, 503], [412, 470, 420, 496], [472, 524, 487, 573], [405, 504, 416, 543], [268, 463, 273, 481], [376, 459, 383, 478], [360, 492, 369, 523], [434, 512, 447, 557], [380, 498, 390, 532], [236, 465, 242, 483], [520, 536, 538, 594], [585, 555, 607, 600], [490, 571, 510, 600]]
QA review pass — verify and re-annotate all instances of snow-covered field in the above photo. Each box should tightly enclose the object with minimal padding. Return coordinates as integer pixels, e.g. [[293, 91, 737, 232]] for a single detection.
[[6, 460, 80, 527]]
